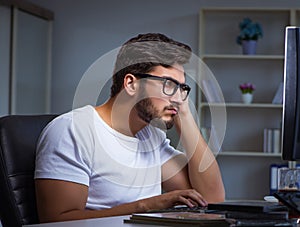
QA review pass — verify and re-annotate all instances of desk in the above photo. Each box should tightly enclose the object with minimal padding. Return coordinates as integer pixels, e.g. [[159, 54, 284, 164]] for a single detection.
[[24, 215, 154, 227], [23, 215, 299, 227], [22, 214, 300, 227]]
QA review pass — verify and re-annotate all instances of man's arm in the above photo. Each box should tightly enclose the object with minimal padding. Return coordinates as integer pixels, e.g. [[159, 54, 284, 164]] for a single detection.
[[35, 179, 207, 223], [163, 101, 225, 203]]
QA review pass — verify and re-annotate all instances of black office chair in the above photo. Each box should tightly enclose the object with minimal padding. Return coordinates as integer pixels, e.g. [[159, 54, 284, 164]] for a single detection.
[[0, 114, 57, 227]]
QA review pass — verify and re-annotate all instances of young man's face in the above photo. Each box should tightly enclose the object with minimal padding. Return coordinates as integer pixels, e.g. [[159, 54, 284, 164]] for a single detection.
[[134, 64, 186, 129]]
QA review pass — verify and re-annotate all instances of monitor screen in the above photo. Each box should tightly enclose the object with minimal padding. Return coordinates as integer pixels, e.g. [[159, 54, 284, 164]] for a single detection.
[[282, 26, 300, 161]]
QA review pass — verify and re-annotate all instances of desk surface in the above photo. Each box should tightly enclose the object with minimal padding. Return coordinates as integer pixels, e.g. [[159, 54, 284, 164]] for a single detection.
[[24, 215, 155, 227], [23, 213, 299, 227]]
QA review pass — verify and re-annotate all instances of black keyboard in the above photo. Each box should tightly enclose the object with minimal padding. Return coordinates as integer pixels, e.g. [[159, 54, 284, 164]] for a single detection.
[[148, 205, 207, 213]]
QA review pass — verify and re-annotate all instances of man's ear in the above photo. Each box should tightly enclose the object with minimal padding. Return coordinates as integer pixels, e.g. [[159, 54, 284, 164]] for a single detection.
[[123, 74, 138, 96]]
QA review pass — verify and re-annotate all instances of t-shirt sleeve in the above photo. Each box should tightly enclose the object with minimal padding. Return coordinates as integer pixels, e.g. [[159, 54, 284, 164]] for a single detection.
[[160, 137, 183, 165], [34, 116, 92, 186]]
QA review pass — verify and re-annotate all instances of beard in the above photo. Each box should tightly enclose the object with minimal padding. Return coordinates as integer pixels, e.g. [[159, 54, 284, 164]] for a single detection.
[[135, 98, 175, 130]]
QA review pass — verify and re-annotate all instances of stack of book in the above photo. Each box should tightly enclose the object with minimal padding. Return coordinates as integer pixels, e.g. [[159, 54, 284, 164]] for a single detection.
[[124, 212, 235, 226], [263, 128, 281, 154], [125, 201, 291, 226], [207, 201, 290, 226]]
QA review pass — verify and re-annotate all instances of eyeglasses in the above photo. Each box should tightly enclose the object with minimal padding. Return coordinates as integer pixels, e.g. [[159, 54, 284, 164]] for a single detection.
[[135, 73, 191, 101]]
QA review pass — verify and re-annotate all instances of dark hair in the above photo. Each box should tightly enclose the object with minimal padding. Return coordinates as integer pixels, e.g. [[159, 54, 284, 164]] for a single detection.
[[110, 33, 192, 97]]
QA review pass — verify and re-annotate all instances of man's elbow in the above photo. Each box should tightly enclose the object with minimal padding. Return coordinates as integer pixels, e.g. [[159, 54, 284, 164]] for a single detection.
[[206, 187, 225, 203], [213, 190, 225, 203]]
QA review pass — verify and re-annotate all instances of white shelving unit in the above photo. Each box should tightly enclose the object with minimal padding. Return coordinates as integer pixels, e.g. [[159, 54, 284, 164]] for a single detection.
[[198, 7, 300, 199]]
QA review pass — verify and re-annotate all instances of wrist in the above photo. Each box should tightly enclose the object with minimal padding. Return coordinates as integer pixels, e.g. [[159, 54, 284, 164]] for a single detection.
[[175, 108, 194, 127], [136, 199, 150, 213], [178, 101, 191, 117]]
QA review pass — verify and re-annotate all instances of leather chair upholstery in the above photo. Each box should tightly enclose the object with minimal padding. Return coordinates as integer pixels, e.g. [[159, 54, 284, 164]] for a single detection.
[[0, 115, 57, 227]]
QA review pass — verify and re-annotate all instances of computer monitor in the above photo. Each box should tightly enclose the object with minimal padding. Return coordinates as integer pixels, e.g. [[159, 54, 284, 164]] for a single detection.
[[281, 26, 300, 161]]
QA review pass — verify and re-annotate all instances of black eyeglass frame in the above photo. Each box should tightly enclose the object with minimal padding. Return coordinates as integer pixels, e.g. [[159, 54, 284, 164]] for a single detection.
[[134, 73, 191, 101]]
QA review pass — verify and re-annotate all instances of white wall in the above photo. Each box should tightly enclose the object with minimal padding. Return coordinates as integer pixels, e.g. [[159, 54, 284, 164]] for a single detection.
[[29, 0, 300, 114]]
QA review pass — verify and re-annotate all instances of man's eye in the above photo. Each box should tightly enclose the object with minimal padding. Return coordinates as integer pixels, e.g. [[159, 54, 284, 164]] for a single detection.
[[165, 80, 176, 88]]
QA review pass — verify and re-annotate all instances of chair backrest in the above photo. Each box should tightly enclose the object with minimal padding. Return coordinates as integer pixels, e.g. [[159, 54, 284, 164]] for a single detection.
[[0, 115, 57, 227]]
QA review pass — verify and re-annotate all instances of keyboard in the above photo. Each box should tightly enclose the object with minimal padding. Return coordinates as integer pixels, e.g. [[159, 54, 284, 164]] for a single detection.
[[148, 205, 207, 213]]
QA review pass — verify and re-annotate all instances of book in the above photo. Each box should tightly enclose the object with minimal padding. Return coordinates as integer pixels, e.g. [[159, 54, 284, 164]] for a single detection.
[[222, 210, 288, 220], [234, 219, 292, 226], [124, 212, 235, 226], [270, 164, 279, 195], [272, 82, 284, 104], [272, 129, 281, 154], [263, 129, 272, 153], [207, 200, 287, 213], [263, 128, 281, 154], [201, 79, 223, 103]]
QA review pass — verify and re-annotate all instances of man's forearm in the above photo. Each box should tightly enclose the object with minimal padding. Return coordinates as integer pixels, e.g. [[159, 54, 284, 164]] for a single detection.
[[175, 110, 225, 202], [38, 200, 146, 223], [39, 190, 208, 223]]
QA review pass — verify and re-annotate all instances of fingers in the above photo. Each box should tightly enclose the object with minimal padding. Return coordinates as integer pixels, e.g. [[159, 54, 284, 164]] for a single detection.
[[143, 189, 208, 212], [176, 189, 208, 207]]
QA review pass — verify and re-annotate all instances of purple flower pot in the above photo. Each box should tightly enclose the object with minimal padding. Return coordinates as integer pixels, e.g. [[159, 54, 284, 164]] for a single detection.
[[242, 40, 257, 55]]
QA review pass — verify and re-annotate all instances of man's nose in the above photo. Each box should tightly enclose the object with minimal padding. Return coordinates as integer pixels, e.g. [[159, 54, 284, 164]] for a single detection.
[[169, 88, 183, 104]]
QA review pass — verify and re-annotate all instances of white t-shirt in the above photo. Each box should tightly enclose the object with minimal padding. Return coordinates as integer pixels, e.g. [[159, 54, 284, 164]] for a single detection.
[[35, 105, 182, 210]]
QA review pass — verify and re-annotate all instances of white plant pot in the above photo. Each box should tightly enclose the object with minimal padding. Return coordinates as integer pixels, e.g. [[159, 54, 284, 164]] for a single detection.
[[242, 93, 253, 104]]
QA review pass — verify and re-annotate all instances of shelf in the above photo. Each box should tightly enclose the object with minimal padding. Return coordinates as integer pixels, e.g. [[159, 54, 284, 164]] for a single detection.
[[217, 151, 282, 157], [200, 102, 283, 108], [201, 54, 284, 60], [198, 7, 293, 200], [200, 7, 292, 12]]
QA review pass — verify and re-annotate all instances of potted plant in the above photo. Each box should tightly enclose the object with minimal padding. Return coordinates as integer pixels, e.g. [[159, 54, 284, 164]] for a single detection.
[[236, 18, 263, 55], [239, 82, 255, 104]]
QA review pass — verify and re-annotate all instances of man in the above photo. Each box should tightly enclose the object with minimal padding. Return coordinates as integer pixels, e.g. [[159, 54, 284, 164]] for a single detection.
[[35, 33, 225, 223]]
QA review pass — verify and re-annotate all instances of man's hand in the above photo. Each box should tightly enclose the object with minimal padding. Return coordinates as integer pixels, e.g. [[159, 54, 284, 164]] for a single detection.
[[176, 98, 191, 117], [137, 189, 208, 212]]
